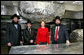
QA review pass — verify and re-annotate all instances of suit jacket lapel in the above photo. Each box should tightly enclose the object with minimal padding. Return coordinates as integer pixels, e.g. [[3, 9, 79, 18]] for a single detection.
[[53, 26, 56, 39], [26, 28, 31, 36], [58, 25, 62, 38], [28, 27, 33, 35], [11, 23, 19, 36]]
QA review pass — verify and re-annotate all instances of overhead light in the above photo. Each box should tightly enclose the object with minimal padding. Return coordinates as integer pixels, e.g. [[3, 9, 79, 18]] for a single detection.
[[56, 1, 64, 3], [73, 1, 83, 5]]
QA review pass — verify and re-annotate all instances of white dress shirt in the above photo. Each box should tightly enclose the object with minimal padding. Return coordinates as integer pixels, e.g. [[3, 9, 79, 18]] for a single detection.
[[14, 24, 18, 29]]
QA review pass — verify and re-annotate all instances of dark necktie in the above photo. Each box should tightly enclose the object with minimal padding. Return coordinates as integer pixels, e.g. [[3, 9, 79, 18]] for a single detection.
[[29, 28, 31, 34], [55, 26, 58, 41]]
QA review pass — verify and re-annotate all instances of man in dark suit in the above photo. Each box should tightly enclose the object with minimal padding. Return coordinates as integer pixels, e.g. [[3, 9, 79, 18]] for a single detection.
[[6, 14, 23, 53], [23, 20, 36, 45], [51, 16, 70, 45]]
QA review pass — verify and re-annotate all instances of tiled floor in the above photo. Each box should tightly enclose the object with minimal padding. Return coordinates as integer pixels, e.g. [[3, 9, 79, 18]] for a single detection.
[[1, 45, 8, 54]]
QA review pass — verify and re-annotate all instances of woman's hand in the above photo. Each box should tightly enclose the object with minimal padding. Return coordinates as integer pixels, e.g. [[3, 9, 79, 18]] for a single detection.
[[47, 43, 48, 46]]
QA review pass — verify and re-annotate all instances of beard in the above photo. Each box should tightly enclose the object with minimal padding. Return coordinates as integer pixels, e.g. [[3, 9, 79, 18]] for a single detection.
[[55, 23, 61, 26], [12, 20, 18, 24]]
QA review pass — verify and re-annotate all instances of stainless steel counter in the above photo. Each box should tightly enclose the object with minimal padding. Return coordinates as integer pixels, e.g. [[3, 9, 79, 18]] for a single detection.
[[9, 42, 83, 54]]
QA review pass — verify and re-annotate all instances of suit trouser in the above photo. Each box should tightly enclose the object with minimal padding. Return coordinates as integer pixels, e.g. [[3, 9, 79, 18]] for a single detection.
[[39, 42, 47, 45], [24, 43, 35, 45], [8, 44, 20, 53], [8, 46, 11, 53], [52, 40, 65, 44], [52, 41, 57, 44], [52, 39, 60, 44]]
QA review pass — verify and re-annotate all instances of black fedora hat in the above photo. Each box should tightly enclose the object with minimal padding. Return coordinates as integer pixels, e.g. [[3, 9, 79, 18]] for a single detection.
[[26, 19, 32, 24], [53, 16, 61, 22], [11, 14, 20, 19]]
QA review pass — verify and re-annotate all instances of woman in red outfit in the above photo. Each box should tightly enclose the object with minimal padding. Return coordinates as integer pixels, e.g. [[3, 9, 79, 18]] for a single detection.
[[36, 20, 49, 45]]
